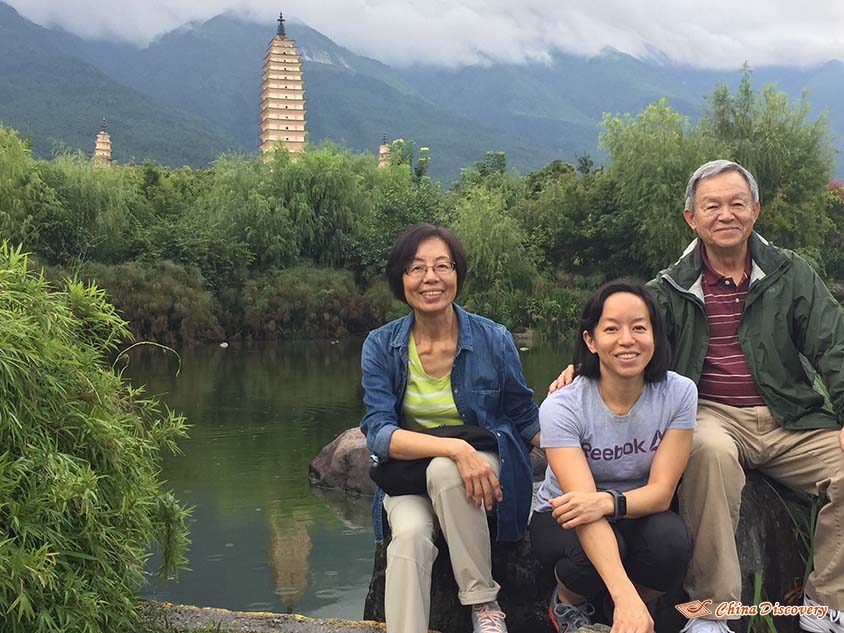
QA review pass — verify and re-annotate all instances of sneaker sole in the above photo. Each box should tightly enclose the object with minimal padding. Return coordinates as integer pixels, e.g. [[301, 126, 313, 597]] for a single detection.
[[548, 601, 563, 633], [799, 615, 838, 633]]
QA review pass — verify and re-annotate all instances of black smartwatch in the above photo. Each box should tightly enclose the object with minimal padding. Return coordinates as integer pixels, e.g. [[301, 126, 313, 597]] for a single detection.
[[605, 489, 627, 522]]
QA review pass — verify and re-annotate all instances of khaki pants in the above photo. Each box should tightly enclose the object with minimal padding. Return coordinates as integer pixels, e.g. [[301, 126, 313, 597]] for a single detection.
[[383, 451, 501, 633], [679, 400, 844, 617]]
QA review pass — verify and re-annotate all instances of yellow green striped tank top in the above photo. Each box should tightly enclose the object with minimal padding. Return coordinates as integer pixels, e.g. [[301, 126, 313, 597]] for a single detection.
[[402, 333, 463, 431]]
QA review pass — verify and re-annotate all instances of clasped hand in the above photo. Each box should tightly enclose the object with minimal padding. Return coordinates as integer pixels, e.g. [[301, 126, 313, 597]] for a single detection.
[[611, 592, 654, 633], [451, 441, 502, 511], [550, 491, 611, 528]]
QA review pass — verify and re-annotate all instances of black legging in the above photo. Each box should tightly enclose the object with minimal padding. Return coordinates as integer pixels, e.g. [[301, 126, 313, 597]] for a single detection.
[[529, 509, 691, 598]]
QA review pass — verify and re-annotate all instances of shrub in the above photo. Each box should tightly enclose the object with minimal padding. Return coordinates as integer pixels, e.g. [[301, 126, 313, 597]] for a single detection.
[[75, 260, 224, 346], [462, 278, 596, 341], [362, 279, 409, 327], [526, 282, 595, 341], [0, 243, 189, 632], [240, 267, 393, 339], [141, 216, 253, 294]]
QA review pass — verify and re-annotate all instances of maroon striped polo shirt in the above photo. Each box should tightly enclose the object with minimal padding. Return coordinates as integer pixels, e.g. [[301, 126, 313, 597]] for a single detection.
[[697, 245, 765, 406]]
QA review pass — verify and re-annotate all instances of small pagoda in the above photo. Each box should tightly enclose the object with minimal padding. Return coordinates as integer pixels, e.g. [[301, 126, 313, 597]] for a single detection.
[[93, 118, 112, 166], [260, 12, 307, 156], [378, 135, 391, 168]]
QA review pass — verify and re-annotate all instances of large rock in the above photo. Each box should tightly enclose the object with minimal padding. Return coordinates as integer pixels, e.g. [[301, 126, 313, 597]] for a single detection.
[[142, 600, 608, 633], [364, 471, 812, 633], [141, 601, 389, 632], [733, 472, 812, 632], [530, 447, 548, 481], [309, 430, 548, 499], [309, 428, 375, 496]]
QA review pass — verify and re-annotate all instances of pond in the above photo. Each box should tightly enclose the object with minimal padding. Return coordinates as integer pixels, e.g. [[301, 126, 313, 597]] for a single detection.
[[130, 337, 570, 619]]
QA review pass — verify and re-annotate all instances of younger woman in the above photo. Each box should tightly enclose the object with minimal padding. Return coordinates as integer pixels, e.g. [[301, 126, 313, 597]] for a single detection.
[[530, 280, 696, 633]]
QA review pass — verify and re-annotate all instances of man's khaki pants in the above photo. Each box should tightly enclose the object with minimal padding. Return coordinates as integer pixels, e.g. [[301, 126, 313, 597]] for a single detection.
[[679, 400, 844, 617], [383, 451, 501, 633]]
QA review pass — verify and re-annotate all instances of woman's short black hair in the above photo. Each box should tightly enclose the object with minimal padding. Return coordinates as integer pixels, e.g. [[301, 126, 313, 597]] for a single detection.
[[572, 279, 671, 383], [386, 223, 468, 304]]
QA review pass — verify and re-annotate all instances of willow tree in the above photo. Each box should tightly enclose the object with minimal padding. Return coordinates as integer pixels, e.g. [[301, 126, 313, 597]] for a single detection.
[[347, 157, 441, 282], [267, 144, 372, 267], [600, 99, 725, 273], [193, 155, 297, 271], [0, 244, 189, 632], [36, 152, 144, 265], [701, 67, 834, 252]]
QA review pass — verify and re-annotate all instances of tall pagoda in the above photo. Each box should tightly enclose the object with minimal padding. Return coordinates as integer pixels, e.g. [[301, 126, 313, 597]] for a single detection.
[[260, 12, 307, 156], [94, 118, 112, 166]]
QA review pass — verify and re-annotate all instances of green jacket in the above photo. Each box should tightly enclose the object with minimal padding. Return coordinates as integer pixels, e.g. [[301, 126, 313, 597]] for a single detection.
[[648, 232, 844, 430]]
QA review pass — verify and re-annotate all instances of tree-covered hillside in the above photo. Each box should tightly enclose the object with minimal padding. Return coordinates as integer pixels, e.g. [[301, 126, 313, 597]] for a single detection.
[[0, 2, 237, 167], [49, 14, 564, 182]]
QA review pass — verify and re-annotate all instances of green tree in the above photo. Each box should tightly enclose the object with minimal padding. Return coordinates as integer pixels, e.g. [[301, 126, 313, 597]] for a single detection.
[[822, 184, 844, 281], [512, 169, 640, 277], [239, 267, 392, 339], [452, 186, 538, 295], [36, 153, 144, 264], [523, 160, 575, 200], [76, 259, 224, 346], [386, 140, 432, 184], [701, 68, 834, 251], [387, 138, 416, 168], [0, 127, 64, 258], [449, 152, 523, 214], [576, 154, 595, 176], [133, 161, 205, 220], [267, 145, 372, 267], [415, 146, 431, 180], [347, 160, 441, 281], [194, 155, 297, 270], [601, 99, 726, 272], [141, 214, 253, 294]]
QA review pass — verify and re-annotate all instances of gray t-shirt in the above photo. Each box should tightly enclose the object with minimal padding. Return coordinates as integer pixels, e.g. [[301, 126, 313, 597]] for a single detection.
[[534, 371, 697, 513]]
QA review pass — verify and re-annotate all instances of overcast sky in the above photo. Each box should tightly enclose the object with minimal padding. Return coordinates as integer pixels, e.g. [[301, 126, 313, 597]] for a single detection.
[[9, 0, 844, 69]]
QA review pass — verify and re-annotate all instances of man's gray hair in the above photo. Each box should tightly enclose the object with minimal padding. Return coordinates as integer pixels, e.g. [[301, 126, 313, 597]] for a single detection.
[[684, 159, 760, 211]]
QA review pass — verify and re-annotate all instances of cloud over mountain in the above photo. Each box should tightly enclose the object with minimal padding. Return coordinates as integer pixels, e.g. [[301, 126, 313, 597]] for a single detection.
[[9, 0, 844, 69]]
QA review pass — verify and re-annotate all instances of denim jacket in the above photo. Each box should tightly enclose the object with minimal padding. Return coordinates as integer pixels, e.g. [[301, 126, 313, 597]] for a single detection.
[[360, 305, 540, 543]]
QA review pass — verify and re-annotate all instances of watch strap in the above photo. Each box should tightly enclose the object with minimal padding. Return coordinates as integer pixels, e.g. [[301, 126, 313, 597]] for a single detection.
[[604, 488, 627, 522]]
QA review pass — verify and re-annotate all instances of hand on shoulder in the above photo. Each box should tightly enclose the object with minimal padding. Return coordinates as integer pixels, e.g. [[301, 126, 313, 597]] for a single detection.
[[548, 364, 576, 394]]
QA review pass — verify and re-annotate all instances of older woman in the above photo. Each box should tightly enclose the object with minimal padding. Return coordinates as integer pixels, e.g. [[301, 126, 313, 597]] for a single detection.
[[360, 224, 540, 633]]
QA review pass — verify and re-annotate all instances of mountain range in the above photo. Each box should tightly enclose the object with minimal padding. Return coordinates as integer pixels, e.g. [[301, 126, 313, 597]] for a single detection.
[[1, 2, 842, 183]]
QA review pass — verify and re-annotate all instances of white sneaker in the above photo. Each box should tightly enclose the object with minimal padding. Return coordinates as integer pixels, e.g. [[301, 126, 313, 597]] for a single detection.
[[680, 618, 732, 633], [471, 600, 508, 633], [800, 597, 844, 633]]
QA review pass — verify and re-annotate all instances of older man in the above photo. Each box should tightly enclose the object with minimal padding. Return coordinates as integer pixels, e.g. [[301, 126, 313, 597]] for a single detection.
[[552, 159, 844, 633], [649, 160, 844, 633]]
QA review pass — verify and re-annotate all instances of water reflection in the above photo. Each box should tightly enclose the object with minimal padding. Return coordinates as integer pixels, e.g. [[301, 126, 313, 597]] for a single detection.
[[311, 487, 373, 530], [268, 511, 312, 613], [132, 338, 570, 618]]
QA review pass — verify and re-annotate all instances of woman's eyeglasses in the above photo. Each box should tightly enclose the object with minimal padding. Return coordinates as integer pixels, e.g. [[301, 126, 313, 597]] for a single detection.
[[404, 261, 456, 277]]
